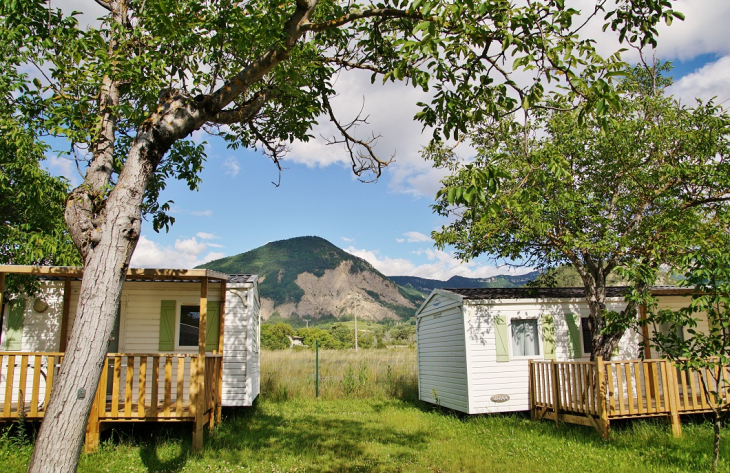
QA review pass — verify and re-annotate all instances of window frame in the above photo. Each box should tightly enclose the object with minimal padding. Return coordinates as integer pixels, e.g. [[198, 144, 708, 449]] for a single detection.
[[508, 316, 542, 359], [174, 300, 202, 352]]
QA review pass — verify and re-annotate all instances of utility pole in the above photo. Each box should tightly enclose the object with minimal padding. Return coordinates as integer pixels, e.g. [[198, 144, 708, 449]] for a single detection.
[[303, 318, 309, 329], [354, 313, 358, 352]]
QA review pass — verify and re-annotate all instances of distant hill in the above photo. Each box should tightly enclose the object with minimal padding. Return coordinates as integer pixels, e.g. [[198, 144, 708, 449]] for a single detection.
[[390, 272, 541, 297], [198, 236, 423, 322]]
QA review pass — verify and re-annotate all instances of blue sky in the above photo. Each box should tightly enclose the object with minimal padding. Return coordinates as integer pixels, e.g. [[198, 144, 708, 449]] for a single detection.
[[47, 1, 730, 279]]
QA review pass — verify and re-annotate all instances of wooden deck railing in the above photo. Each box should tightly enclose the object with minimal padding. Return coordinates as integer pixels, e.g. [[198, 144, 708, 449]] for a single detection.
[[530, 357, 728, 439], [0, 352, 64, 419], [0, 352, 222, 423]]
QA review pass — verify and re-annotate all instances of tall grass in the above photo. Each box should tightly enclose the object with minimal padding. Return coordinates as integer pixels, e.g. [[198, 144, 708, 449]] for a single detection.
[[261, 348, 418, 401]]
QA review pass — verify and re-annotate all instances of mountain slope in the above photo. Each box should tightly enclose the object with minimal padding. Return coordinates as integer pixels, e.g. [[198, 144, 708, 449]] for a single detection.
[[199, 236, 421, 322], [390, 272, 541, 297]]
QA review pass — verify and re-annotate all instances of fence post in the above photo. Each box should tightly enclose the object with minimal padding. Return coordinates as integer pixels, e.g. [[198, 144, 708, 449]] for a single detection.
[[596, 356, 610, 440], [315, 340, 319, 398], [666, 360, 682, 437], [529, 360, 535, 420], [551, 359, 560, 425]]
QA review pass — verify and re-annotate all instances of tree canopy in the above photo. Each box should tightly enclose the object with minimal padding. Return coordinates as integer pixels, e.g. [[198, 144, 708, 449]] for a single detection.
[[0, 64, 79, 296], [430, 63, 730, 359]]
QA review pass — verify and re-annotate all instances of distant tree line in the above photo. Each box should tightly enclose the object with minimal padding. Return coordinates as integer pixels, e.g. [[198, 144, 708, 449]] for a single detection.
[[261, 320, 417, 350]]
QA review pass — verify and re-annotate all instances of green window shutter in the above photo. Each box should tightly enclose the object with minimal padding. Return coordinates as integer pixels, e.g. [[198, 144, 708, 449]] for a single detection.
[[565, 313, 581, 358], [6, 300, 25, 350], [542, 314, 556, 360], [159, 300, 176, 351], [206, 301, 220, 352], [495, 315, 509, 362]]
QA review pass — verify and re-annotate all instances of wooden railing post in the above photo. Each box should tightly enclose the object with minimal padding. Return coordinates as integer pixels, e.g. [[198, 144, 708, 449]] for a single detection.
[[192, 277, 208, 452], [84, 381, 103, 453], [666, 360, 682, 437], [551, 360, 560, 425], [596, 356, 610, 440], [529, 360, 536, 420], [216, 281, 226, 425]]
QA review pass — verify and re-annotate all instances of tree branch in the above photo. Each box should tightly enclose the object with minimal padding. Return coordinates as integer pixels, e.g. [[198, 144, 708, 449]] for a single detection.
[[303, 8, 426, 33], [93, 0, 113, 12], [321, 96, 392, 181], [210, 89, 272, 125], [320, 57, 387, 74]]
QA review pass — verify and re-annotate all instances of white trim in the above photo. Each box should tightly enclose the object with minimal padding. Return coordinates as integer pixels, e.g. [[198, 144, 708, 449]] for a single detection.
[[460, 305, 474, 414], [175, 300, 202, 352], [415, 289, 463, 317]]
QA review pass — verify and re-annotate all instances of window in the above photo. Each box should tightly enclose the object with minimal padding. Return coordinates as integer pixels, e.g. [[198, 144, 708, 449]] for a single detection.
[[511, 319, 540, 356], [178, 305, 200, 347], [581, 317, 592, 355], [659, 321, 685, 342]]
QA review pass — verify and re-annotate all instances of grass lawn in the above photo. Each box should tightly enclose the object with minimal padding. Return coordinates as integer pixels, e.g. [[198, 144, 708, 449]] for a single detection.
[[1, 397, 728, 472], [2, 349, 728, 471]]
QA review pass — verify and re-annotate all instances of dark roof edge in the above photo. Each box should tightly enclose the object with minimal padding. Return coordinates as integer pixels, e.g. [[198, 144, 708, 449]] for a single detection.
[[443, 286, 694, 300]]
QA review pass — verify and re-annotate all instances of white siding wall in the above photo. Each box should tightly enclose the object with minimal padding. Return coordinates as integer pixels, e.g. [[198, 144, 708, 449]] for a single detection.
[[417, 292, 469, 412], [464, 298, 640, 414], [222, 283, 250, 406], [0, 282, 65, 353], [648, 294, 709, 358]]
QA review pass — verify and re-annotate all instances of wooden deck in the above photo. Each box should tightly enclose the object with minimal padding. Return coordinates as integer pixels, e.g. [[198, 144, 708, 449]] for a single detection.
[[0, 352, 222, 450], [529, 357, 728, 439]]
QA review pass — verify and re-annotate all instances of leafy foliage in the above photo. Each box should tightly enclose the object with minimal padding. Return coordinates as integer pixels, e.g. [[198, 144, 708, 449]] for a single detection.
[[260, 322, 295, 350], [431, 63, 730, 358], [0, 66, 80, 295], [638, 235, 730, 471]]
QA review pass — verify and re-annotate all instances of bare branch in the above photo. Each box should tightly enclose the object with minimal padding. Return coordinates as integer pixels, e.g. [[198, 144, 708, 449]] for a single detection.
[[248, 122, 290, 181], [320, 57, 387, 74], [321, 96, 392, 181]]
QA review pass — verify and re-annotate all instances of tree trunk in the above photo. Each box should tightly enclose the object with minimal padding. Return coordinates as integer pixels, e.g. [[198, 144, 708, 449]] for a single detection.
[[26, 2, 317, 469], [28, 144, 152, 471], [569, 258, 626, 361]]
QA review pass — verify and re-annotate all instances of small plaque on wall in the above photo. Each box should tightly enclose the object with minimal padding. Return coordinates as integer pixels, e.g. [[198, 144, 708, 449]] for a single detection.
[[490, 394, 510, 403]]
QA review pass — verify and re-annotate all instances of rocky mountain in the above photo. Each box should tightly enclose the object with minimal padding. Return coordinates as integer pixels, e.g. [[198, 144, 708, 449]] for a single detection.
[[390, 272, 541, 297], [198, 236, 423, 322]]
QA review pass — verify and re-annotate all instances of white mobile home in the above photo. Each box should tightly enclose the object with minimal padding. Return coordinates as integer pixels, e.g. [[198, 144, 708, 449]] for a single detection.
[[416, 286, 700, 415], [0, 265, 260, 451]]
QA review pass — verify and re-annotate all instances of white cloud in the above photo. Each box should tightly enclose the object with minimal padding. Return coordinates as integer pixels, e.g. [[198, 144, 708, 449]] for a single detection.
[[580, 0, 730, 62], [341, 237, 354, 243], [190, 210, 212, 217], [222, 156, 241, 177], [171, 207, 213, 217], [131, 236, 226, 269], [56, 0, 106, 29], [196, 232, 217, 240], [402, 231, 431, 243], [344, 246, 534, 280], [44, 155, 81, 186], [668, 55, 730, 106]]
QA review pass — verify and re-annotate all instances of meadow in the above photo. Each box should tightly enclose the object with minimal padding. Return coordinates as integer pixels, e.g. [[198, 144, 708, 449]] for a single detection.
[[1, 348, 729, 472]]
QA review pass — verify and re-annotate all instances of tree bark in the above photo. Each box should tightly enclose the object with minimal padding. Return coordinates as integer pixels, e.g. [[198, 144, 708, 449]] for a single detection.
[[569, 255, 626, 361]]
